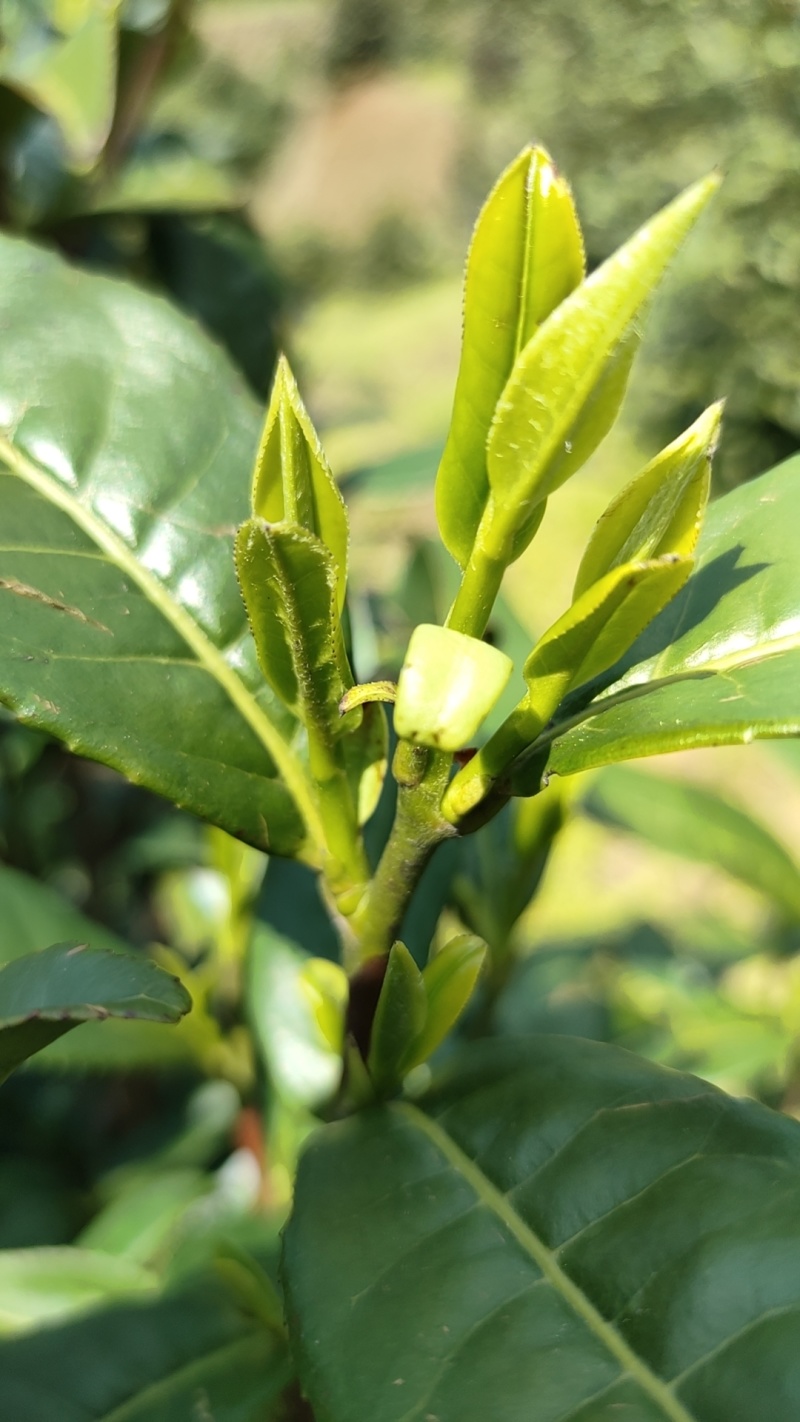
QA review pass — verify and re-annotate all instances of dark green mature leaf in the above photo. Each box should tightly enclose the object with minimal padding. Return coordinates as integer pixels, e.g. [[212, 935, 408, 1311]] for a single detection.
[[0, 942, 190, 1082], [542, 453, 800, 777], [0, 235, 320, 859], [0, 1275, 292, 1421], [584, 765, 800, 921], [0, 860, 199, 1070], [284, 1035, 800, 1422]]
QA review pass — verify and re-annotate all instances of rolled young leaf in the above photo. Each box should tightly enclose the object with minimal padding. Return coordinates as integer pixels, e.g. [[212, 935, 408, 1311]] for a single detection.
[[404, 934, 487, 1071], [484, 172, 720, 563], [0, 942, 191, 1084], [251, 356, 349, 610], [574, 401, 721, 599], [235, 519, 349, 725], [394, 624, 513, 752], [366, 942, 427, 1097], [436, 146, 585, 570]]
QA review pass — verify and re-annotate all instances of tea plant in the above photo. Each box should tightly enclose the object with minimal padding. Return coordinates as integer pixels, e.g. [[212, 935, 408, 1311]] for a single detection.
[[2, 145, 800, 1420]]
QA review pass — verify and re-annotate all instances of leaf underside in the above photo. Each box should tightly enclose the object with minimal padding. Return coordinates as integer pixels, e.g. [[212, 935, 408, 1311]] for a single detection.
[[284, 1035, 800, 1422]]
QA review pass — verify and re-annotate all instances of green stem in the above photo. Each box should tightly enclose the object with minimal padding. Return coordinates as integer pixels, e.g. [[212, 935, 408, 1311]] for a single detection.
[[306, 725, 370, 907], [348, 746, 456, 969], [442, 701, 539, 823], [446, 496, 508, 638]]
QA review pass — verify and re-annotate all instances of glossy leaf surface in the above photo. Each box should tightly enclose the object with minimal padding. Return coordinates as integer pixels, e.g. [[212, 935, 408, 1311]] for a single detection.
[[585, 765, 800, 920], [0, 942, 190, 1082], [0, 235, 316, 859], [436, 146, 584, 568], [0, 1276, 292, 1421], [486, 175, 719, 551], [285, 1035, 800, 1422], [544, 453, 800, 776]]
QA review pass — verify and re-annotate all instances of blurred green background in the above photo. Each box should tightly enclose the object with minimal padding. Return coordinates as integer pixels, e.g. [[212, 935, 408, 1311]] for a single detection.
[[2, 0, 800, 1274]]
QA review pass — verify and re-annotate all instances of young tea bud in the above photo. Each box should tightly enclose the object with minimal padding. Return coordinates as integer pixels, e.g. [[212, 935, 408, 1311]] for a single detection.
[[394, 624, 513, 752]]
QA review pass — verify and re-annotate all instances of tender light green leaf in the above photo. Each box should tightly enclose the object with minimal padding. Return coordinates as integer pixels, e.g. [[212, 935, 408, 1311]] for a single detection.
[[0, 942, 191, 1083], [526, 557, 694, 718], [0, 235, 319, 859], [585, 765, 800, 921], [544, 453, 800, 776], [248, 925, 342, 1110], [406, 933, 487, 1069], [394, 624, 513, 751], [0, 1275, 293, 1420], [436, 145, 584, 568], [77, 1171, 210, 1267], [235, 518, 348, 723], [574, 403, 721, 599], [367, 941, 427, 1095], [486, 174, 720, 554], [0, 1, 120, 172], [251, 357, 349, 608], [285, 1034, 800, 1422], [0, 1247, 157, 1336], [444, 557, 692, 820]]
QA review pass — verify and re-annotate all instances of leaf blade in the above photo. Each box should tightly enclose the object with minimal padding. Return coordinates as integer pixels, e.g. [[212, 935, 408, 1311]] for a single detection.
[[0, 235, 321, 857], [0, 942, 191, 1082], [284, 1036, 800, 1422]]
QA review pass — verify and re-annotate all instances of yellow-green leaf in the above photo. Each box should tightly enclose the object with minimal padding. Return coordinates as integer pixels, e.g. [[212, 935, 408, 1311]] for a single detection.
[[486, 173, 720, 557], [436, 145, 584, 569], [575, 402, 722, 599]]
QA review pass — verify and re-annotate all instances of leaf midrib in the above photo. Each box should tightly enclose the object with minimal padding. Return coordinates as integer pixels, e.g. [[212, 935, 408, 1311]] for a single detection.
[[398, 1101, 697, 1422], [0, 430, 324, 851]]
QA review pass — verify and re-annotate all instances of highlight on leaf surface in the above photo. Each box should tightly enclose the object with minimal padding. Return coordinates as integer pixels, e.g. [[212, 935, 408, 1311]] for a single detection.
[[436, 144, 585, 570], [485, 171, 721, 561], [250, 355, 349, 609], [574, 400, 722, 598], [394, 624, 514, 751]]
